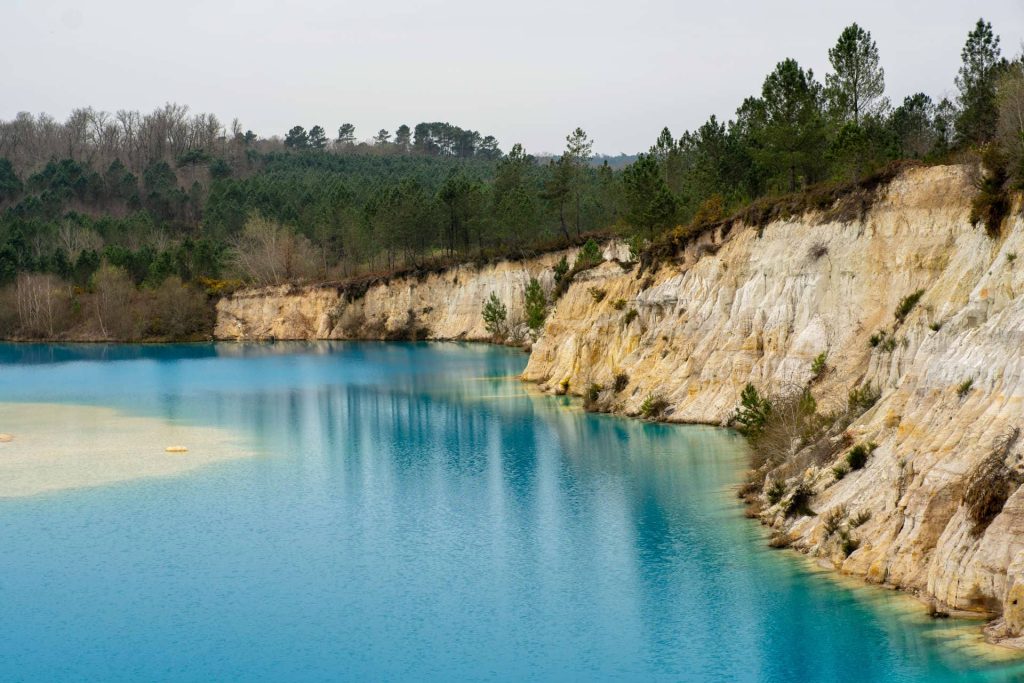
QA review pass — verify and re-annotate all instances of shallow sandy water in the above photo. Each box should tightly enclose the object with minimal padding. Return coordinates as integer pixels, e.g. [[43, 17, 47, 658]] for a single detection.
[[0, 402, 253, 498]]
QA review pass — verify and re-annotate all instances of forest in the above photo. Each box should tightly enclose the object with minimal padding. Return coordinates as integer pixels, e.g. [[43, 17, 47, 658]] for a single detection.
[[0, 18, 1022, 340]]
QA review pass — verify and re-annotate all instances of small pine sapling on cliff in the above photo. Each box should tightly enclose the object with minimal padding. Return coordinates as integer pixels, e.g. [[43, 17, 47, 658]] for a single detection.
[[481, 292, 508, 340]]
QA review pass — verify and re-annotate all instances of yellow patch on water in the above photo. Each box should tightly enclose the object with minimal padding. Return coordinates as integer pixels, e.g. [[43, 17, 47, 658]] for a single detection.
[[0, 403, 253, 498]]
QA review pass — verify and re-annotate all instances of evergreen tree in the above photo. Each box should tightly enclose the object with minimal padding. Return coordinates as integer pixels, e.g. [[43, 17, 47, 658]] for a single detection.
[[933, 98, 957, 156], [563, 127, 593, 238], [0, 158, 24, 202], [373, 129, 392, 146], [540, 157, 573, 241], [888, 93, 936, 158], [955, 18, 1005, 146], [481, 292, 508, 338], [308, 125, 328, 149], [394, 125, 412, 152], [284, 126, 309, 149], [825, 23, 887, 124], [336, 123, 356, 146], [622, 153, 677, 237], [477, 135, 502, 160], [524, 277, 547, 334], [438, 171, 478, 255], [750, 59, 827, 191], [650, 127, 684, 194]]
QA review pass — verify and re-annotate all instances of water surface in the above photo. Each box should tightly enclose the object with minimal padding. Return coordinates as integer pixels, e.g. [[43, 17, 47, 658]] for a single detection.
[[0, 342, 1021, 682]]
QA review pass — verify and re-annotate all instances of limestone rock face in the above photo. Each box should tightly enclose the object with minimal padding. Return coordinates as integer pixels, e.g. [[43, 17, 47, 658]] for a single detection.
[[215, 251, 574, 342], [216, 165, 1024, 639], [524, 165, 1024, 635]]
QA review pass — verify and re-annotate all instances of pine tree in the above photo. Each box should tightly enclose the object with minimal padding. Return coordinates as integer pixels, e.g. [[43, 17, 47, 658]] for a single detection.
[[564, 127, 593, 238], [955, 18, 1005, 146], [284, 126, 309, 149], [622, 153, 677, 237], [394, 125, 411, 152], [308, 125, 328, 149], [825, 23, 887, 124], [336, 123, 356, 146], [524, 277, 547, 334], [752, 59, 827, 191]]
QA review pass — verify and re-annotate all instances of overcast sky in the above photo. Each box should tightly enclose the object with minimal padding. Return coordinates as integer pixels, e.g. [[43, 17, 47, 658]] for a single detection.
[[2, 0, 1023, 155]]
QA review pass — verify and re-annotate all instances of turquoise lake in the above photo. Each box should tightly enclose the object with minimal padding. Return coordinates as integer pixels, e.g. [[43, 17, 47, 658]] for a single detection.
[[1, 342, 1023, 682]]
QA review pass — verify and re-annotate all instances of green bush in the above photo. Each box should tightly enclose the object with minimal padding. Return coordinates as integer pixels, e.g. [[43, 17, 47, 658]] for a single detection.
[[766, 480, 786, 505], [810, 352, 827, 379], [845, 442, 877, 470], [611, 298, 627, 310], [832, 463, 850, 480], [639, 393, 669, 419], [847, 382, 881, 415], [895, 289, 925, 322], [823, 506, 847, 536], [784, 482, 814, 517], [576, 239, 602, 268], [849, 510, 871, 528], [969, 145, 1010, 238], [623, 309, 638, 325], [552, 256, 569, 284], [957, 378, 974, 399], [588, 287, 606, 302]]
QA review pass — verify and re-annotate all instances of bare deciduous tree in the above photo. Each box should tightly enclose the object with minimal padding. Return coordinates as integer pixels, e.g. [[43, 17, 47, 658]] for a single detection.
[[229, 215, 320, 286], [91, 264, 137, 339], [15, 273, 71, 337]]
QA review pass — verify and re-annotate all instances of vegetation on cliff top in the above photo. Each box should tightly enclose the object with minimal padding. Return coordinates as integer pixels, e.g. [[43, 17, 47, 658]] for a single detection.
[[1, 18, 1022, 340]]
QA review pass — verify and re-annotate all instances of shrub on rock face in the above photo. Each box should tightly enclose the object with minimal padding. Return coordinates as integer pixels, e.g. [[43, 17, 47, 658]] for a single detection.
[[613, 372, 629, 393], [552, 256, 569, 284], [845, 442, 876, 471], [576, 239, 602, 269], [784, 481, 815, 517], [895, 289, 925, 322], [639, 393, 669, 419], [963, 427, 1023, 536], [957, 378, 974, 399], [810, 352, 827, 379], [847, 383, 880, 416], [822, 505, 847, 536]]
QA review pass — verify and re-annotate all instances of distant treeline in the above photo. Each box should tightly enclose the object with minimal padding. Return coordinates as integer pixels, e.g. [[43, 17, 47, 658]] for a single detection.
[[0, 18, 1022, 340]]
